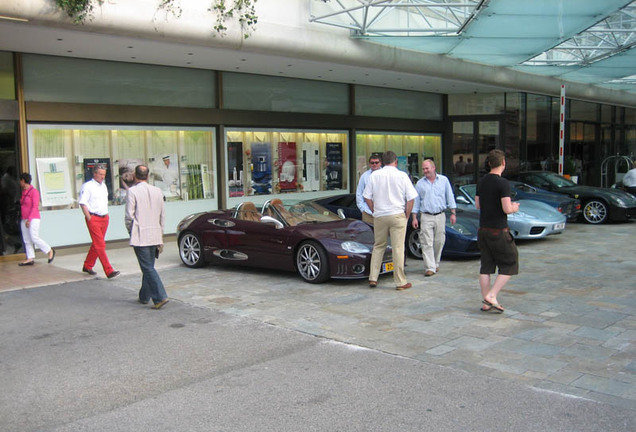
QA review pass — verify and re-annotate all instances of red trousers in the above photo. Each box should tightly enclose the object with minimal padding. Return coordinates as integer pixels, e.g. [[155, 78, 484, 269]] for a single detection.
[[83, 214, 113, 275]]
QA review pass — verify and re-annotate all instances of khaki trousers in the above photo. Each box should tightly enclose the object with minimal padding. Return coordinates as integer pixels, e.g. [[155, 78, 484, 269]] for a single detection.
[[419, 212, 446, 272], [369, 213, 408, 287]]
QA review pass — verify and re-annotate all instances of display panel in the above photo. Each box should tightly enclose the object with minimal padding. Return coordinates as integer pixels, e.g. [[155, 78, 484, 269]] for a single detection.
[[355, 132, 442, 185], [27, 125, 216, 208], [225, 129, 348, 201]]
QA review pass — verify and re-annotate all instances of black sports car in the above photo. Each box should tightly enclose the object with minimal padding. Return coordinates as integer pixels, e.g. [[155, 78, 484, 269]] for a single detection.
[[176, 198, 393, 284], [313, 194, 480, 259], [510, 171, 636, 224]]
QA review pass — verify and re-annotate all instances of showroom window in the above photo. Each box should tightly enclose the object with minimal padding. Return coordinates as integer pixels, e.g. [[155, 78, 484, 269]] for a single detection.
[[225, 129, 348, 206], [27, 125, 215, 209], [355, 133, 442, 184]]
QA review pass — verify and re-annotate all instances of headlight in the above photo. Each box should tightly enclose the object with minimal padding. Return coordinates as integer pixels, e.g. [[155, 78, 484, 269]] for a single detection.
[[176, 213, 198, 233], [610, 197, 626, 207], [341, 241, 370, 254]]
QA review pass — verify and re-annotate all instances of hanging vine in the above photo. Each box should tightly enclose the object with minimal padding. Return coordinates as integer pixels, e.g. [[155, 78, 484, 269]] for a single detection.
[[52, 0, 258, 38], [210, 0, 258, 38], [54, 0, 103, 24]]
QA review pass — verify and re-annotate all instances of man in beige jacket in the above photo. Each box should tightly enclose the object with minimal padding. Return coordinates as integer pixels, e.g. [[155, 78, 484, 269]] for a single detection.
[[125, 165, 168, 309]]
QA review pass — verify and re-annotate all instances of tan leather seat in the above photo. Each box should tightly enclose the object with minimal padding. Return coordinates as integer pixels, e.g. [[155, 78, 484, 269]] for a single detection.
[[238, 202, 261, 222]]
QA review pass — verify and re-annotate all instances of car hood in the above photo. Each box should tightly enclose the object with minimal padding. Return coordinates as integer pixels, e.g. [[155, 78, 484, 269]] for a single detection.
[[297, 219, 375, 244], [510, 199, 566, 222], [560, 185, 636, 204]]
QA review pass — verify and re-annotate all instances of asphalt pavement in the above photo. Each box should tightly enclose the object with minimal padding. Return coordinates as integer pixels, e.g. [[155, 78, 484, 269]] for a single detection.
[[0, 220, 635, 431]]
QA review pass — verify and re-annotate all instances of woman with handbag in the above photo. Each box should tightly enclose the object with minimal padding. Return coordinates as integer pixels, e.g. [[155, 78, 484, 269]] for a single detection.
[[18, 172, 55, 266]]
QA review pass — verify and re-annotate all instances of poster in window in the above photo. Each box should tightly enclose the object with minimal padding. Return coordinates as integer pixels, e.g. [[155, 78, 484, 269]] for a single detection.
[[325, 142, 342, 190], [228, 141, 244, 197], [83, 158, 113, 202], [250, 142, 272, 195], [408, 153, 419, 179], [152, 153, 180, 198], [397, 156, 408, 173], [278, 141, 297, 192], [36, 157, 73, 207], [116, 158, 144, 204], [302, 142, 320, 191]]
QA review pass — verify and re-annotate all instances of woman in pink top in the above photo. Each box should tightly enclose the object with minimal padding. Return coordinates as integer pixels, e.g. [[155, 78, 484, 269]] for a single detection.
[[18, 173, 55, 266]]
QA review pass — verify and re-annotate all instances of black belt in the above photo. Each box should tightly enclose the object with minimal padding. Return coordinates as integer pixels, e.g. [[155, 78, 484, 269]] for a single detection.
[[423, 211, 443, 216], [90, 213, 107, 217]]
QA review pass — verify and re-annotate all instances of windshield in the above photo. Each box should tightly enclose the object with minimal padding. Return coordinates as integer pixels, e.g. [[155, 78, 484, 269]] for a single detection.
[[263, 200, 341, 226], [538, 172, 576, 188]]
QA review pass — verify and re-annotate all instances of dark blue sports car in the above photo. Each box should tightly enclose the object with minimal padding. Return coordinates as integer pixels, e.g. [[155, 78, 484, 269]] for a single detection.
[[313, 194, 480, 259], [510, 181, 581, 221]]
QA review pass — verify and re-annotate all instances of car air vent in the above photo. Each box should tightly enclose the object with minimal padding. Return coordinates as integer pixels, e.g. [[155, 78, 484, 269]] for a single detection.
[[529, 226, 545, 235], [209, 219, 235, 227]]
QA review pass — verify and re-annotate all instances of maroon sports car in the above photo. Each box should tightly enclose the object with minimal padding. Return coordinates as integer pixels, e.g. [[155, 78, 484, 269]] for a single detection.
[[176, 198, 393, 283]]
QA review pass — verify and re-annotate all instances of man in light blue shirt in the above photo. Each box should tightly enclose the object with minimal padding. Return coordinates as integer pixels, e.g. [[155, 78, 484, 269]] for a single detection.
[[356, 154, 382, 225], [411, 159, 456, 276]]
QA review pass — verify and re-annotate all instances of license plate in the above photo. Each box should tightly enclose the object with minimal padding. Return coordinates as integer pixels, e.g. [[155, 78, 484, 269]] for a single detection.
[[381, 262, 394, 273], [553, 223, 565, 230]]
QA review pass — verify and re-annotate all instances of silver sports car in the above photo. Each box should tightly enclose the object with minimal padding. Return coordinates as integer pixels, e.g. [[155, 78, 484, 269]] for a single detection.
[[455, 184, 567, 239]]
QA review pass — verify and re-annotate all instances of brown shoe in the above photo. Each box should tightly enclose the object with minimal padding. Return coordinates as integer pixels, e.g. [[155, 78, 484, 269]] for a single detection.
[[152, 298, 169, 309], [369, 280, 377, 288], [396, 283, 412, 291], [425, 270, 435, 277], [436, 267, 439, 273]]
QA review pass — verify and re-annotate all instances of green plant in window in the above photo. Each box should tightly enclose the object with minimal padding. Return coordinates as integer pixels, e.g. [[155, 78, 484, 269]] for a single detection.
[[157, 0, 182, 19]]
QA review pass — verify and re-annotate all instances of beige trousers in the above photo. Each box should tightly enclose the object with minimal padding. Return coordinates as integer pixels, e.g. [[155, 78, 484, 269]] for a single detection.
[[369, 213, 407, 287]]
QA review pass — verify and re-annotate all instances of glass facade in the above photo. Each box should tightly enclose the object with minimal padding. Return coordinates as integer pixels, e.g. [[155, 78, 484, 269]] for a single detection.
[[0, 52, 633, 248]]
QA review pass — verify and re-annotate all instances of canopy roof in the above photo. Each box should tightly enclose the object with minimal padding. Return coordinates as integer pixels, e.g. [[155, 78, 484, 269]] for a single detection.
[[310, 0, 636, 93]]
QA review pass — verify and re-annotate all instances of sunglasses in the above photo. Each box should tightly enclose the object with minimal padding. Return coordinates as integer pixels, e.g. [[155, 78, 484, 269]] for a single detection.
[[370, 161, 381, 165]]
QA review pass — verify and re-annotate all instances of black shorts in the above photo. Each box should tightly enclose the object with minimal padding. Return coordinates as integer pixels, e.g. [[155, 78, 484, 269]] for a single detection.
[[478, 227, 518, 275]]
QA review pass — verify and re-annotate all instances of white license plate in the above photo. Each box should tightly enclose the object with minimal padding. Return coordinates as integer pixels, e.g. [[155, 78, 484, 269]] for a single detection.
[[553, 223, 565, 230]]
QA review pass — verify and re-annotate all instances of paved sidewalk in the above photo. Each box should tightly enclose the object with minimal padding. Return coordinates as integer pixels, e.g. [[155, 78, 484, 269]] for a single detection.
[[1, 221, 635, 414]]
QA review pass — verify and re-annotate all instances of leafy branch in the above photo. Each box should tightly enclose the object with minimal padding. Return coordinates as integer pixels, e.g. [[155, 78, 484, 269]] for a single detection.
[[52, 0, 259, 38], [54, 0, 103, 24], [210, 0, 258, 39]]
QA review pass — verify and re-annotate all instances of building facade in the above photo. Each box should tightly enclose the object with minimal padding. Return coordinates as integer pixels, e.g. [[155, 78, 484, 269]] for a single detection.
[[0, 1, 634, 251]]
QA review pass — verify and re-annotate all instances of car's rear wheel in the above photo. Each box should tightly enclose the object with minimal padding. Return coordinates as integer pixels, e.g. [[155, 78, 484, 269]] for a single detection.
[[179, 232, 205, 268], [296, 241, 330, 283], [582, 200, 608, 224], [406, 229, 423, 259]]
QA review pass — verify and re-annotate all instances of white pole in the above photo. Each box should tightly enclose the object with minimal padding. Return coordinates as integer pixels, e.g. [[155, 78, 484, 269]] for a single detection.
[[558, 84, 566, 175]]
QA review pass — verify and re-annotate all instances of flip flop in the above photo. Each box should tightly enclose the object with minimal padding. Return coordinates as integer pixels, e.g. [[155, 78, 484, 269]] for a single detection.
[[480, 305, 493, 312], [482, 299, 504, 313]]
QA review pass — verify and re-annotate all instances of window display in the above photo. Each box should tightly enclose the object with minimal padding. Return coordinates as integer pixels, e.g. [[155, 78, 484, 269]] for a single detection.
[[27, 125, 216, 209], [355, 133, 442, 185], [225, 129, 348, 202]]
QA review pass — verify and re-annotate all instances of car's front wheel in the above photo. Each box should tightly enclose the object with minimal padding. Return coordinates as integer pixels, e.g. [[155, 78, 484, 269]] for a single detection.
[[296, 241, 330, 284], [406, 228, 423, 259], [179, 232, 205, 268], [582, 200, 608, 224]]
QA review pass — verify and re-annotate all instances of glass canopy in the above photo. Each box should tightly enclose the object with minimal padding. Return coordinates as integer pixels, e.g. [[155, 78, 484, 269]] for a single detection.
[[309, 0, 636, 93]]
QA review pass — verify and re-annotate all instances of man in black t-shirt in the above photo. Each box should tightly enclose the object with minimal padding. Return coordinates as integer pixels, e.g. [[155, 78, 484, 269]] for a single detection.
[[475, 150, 520, 313]]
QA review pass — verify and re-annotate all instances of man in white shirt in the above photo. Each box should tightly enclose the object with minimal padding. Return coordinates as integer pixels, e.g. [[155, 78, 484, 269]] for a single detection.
[[356, 154, 382, 225], [411, 159, 457, 276], [79, 165, 119, 278], [622, 160, 636, 196], [363, 151, 418, 290]]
